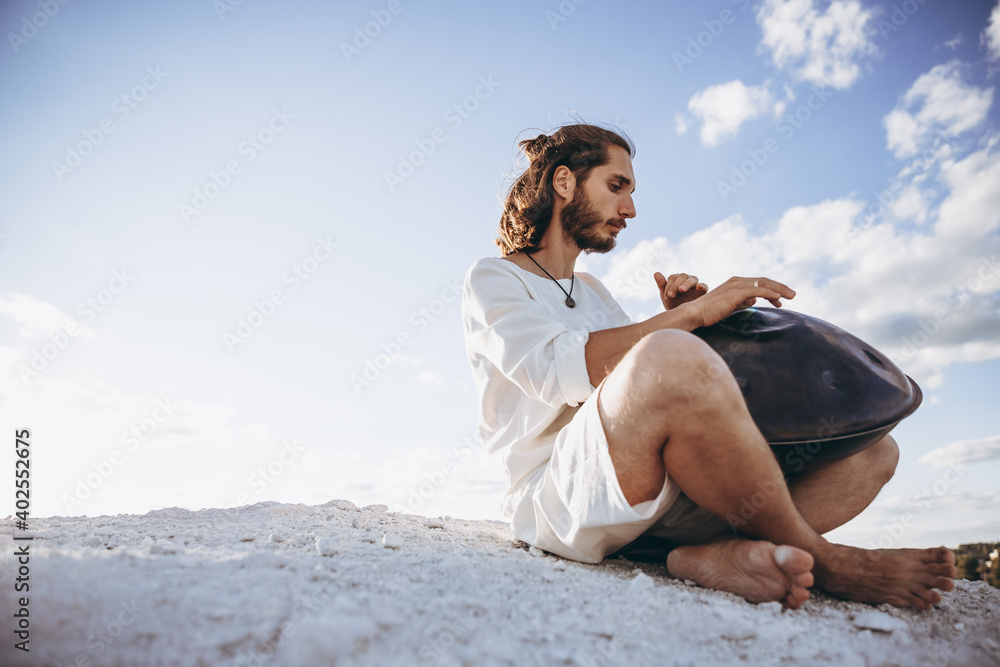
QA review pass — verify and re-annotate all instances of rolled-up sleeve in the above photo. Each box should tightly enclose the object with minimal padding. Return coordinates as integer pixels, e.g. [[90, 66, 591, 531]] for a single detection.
[[463, 260, 595, 408]]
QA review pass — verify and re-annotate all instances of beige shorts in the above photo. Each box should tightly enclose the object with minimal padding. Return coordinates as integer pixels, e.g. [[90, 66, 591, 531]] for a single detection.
[[510, 379, 729, 564]]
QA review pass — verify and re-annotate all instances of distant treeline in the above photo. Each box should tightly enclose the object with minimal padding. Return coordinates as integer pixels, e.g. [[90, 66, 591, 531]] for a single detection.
[[955, 542, 1000, 589]]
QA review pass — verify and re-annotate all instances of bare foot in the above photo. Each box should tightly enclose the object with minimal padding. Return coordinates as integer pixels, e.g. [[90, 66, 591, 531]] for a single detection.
[[666, 535, 815, 609], [812, 544, 957, 610]]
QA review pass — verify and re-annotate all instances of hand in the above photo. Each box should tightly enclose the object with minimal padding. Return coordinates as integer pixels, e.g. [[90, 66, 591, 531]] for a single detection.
[[687, 276, 796, 328], [654, 272, 708, 310]]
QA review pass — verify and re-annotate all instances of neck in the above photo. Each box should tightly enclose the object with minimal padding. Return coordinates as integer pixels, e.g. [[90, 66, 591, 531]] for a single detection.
[[528, 220, 580, 279]]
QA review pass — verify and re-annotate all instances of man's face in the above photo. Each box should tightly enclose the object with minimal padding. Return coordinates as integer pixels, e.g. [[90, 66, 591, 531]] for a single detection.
[[558, 145, 636, 254]]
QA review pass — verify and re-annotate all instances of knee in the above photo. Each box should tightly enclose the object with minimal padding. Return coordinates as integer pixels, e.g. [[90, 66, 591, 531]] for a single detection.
[[627, 330, 734, 402], [628, 330, 722, 378], [868, 434, 899, 484]]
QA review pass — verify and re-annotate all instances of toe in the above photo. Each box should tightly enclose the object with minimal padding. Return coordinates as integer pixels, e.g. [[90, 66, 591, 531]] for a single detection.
[[774, 545, 814, 574], [934, 576, 955, 592], [924, 547, 955, 565], [911, 583, 942, 607], [793, 571, 814, 589], [927, 563, 956, 577]]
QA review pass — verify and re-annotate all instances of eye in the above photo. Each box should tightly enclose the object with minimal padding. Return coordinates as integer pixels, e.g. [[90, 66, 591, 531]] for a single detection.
[[609, 183, 621, 192]]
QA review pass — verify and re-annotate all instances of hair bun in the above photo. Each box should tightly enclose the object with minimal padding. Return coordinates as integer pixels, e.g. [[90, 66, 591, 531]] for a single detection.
[[521, 133, 551, 161]]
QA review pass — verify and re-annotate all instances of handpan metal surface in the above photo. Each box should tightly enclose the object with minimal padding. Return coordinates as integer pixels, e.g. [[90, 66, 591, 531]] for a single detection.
[[691, 308, 922, 472]]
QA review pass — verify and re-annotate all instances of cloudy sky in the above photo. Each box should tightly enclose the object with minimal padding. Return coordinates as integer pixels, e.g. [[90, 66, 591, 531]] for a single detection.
[[1, 0, 998, 550]]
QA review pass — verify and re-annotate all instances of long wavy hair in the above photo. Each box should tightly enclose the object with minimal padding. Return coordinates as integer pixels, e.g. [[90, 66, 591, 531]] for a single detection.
[[496, 123, 634, 256]]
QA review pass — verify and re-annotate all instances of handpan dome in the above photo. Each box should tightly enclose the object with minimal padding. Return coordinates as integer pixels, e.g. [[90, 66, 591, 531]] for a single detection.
[[691, 308, 922, 473]]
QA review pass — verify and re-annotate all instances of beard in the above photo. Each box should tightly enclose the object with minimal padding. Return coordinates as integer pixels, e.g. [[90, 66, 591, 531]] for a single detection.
[[558, 190, 623, 254]]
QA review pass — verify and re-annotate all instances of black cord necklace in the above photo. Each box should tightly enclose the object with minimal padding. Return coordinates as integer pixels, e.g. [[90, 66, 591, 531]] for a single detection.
[[525, 253, 576, 308]]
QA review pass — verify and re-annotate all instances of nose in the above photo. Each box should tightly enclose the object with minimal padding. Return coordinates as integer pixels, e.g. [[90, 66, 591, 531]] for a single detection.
[[620, 194, 636, 219]]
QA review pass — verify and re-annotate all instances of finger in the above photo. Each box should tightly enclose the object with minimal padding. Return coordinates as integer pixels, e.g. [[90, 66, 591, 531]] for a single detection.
[[665, 273, 687, 298], [654, 272, 667, 291], [678, 275, 698, 293], [753, 278, 796, 300], [695, 282, 709, 293]]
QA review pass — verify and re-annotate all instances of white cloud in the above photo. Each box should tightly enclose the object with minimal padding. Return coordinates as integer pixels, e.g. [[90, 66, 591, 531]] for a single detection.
[[415, 369, 443, 386], [674, 113, 689, 136], [984, 1, 1000, 61], [884, 61, 994, 160], [0, 292, 96, 339], [918, 434, 1000, 468], [757, 0, 877, 89], [687, 80, 785, 147]]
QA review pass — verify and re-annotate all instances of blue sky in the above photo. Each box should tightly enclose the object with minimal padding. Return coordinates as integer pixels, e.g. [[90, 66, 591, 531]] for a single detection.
[[1, 0, 998, 550]]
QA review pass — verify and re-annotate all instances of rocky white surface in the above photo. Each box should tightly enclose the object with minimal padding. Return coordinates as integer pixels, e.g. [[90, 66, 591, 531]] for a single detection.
[[1, 500, 998, 666]]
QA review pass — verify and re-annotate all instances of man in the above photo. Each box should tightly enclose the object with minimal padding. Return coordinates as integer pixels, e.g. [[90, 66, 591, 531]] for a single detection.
[[461, 123, 956, 609]]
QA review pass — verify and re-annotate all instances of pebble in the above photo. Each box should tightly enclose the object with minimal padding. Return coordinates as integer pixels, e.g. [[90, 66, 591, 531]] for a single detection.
[[364, 504, 389, 513], [852, 610, 907, 633], [424, 519, 446, 529], [316, 536, 339, 556], [629, 571, 655, 593], [528, 546, 547, 558], [268, 531, 287, 543], [327, 499, 358, 511], [382, 532, 404, 549]]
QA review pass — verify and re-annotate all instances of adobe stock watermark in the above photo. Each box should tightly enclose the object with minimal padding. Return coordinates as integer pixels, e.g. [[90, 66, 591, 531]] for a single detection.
[[7, 0, 72, 54], [416, 607, 483, 665], [340, 0, 408, 62], [672, 0, 751, 73], [61, 397, 177, 512], [405, 433, 482, 511], [350, 278, 461, 393], [214, 0, 247, 21], [545, 0, 587, 31], [384, 75, 501, 192], [724, 467, 787, 534], [75, 600, 144, 663], [888, 254, 999, 369], [611, 243, 673, 295], [231, 438, 308, 506], [876, 0, 931, 39], [51, 66, 168, 182], [862, 460, 966, 554], [581, 599, 661, 667], [17, 268, 135, 386], [224, 235, 338, 352], [233, 587, 333, 666], [179, 107, 294, 224], [845, 133, 948, 243], [716, 86, 835, 202]]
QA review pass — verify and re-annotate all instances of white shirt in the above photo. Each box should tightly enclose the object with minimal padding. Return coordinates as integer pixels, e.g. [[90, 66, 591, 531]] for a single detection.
[[461, 256, 633, 516]]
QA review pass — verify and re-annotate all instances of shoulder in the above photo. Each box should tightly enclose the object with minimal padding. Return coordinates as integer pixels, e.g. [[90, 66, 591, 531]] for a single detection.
[[575, 271, 612, 295], [464, 256, 524, 287]]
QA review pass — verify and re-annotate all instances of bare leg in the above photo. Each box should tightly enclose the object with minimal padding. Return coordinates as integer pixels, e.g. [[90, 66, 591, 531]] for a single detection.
[[599, 330, 956, 610], [787, 434, 899, 535]]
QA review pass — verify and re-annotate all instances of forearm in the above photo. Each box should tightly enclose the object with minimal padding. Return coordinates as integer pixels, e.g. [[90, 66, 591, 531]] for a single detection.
[[584, 303, 702, 387]]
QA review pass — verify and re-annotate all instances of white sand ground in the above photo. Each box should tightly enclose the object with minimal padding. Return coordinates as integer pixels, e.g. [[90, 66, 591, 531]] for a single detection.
[[1, 500, 998, 667]]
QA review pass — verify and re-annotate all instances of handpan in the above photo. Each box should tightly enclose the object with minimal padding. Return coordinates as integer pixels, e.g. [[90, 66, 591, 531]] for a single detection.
[[691, 308, 922, 473]]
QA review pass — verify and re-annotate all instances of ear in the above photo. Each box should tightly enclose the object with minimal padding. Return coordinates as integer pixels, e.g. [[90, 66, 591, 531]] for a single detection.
[[552, 165, 576, 201]]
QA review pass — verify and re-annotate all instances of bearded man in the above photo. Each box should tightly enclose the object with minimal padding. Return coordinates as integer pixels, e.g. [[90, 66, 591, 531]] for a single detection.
[[460, 122, 956, 609]]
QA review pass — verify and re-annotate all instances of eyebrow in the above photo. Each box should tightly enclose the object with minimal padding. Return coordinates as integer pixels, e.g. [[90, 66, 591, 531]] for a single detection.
[[610, 173, 636, 194]]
